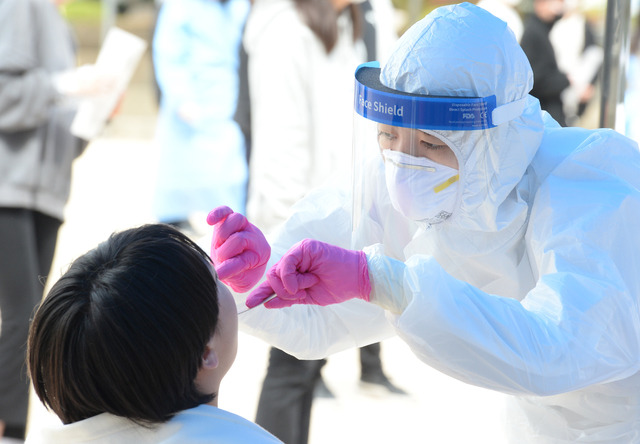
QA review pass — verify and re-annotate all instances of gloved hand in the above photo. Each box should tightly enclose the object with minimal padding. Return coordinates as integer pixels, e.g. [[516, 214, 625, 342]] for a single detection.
[[207, 206, 271, 293], [246, 239, 371, 309]]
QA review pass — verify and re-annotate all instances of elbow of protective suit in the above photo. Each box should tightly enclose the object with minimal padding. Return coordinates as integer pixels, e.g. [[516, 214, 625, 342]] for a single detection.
[[364, 244, 412, 314]]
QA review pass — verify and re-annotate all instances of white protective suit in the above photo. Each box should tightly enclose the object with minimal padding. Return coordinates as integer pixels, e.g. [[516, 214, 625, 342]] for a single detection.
[[239, 3, 640, 442]]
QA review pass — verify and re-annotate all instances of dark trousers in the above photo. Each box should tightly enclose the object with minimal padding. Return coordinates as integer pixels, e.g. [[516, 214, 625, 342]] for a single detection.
[[255, 343, 385, 444], [255, 347, 326, 444], [0, 208, 61, 439], [359, 342, 384, 378]]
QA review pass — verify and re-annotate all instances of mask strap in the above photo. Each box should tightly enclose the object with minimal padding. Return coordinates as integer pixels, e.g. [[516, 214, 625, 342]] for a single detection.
[[491, 96, 528, 126], [434, 174, 459, 193]]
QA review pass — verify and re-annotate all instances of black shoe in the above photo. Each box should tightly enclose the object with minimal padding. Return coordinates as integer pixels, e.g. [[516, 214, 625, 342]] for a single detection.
[[314, 377, 336, 399], [359, 373, 408, 396]]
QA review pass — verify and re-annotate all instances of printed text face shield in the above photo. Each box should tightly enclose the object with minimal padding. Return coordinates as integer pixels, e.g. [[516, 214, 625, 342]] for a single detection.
[[352, 62, 498, 233]]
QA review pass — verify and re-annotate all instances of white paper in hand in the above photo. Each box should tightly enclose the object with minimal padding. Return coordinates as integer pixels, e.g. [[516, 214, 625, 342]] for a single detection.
[[71, 27, 147, 140]]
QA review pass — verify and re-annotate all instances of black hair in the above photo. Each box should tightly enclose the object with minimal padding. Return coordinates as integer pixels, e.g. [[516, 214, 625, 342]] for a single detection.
[[27, 224, 219, 425]]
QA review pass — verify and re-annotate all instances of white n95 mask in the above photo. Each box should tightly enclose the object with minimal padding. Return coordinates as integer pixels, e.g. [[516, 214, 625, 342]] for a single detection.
[[382, 149, 459, 224]]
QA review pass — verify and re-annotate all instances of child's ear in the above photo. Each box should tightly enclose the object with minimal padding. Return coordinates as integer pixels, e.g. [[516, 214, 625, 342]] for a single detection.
[[201, 337, 219, 369]]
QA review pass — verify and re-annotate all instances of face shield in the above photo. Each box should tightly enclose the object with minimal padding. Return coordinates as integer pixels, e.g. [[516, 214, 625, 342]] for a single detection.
[[352, 61, 523, 234]]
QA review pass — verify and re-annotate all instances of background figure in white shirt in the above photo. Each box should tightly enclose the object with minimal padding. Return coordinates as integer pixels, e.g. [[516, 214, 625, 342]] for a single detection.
[[549, 0, 602, 127], [242, 0, 399, 441]]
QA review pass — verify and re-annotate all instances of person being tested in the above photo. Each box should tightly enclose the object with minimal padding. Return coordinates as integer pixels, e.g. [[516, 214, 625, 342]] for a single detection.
[[207, 3, 640, 442], [26, 224, 281, 444]]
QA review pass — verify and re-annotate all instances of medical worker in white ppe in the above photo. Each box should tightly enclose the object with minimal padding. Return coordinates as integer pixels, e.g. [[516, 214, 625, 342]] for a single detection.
[[205, 3, 640, 442]]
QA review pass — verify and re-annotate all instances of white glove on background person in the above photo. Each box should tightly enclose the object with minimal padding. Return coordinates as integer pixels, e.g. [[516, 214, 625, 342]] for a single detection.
[[52, 64, 116, 98]]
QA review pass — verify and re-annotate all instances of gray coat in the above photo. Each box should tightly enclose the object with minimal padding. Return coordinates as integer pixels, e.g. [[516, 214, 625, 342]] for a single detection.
[[0, 0, 86, 221]]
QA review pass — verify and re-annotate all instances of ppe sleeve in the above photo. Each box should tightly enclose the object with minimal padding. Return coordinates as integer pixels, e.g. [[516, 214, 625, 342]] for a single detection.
[[367, 131, 640, 396], [238, 186, 395, 359]]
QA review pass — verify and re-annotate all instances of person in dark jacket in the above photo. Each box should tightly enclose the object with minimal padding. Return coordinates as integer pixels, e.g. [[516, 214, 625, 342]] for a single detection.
[[520, 0, 569, 126]]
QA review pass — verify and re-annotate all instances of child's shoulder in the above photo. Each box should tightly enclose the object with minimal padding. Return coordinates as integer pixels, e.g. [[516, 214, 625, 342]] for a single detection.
[[167, 404, 284, 443]]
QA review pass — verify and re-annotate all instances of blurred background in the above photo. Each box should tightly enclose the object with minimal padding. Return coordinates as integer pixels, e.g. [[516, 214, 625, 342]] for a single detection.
[[62, 0, 639, 136]]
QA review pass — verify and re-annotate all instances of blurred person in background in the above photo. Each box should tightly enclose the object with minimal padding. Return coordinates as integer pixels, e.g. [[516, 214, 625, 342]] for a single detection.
[[240, 0, 398, 440], [0, 0, 116, 442], [549, 0, 601, 127], [152, 0, 249, 235], [520, 0, 571, 126], [625, 13, 640, 142]]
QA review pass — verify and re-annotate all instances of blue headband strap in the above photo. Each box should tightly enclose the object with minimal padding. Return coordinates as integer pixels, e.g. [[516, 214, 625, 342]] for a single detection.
[[354, 62, 499, 130]]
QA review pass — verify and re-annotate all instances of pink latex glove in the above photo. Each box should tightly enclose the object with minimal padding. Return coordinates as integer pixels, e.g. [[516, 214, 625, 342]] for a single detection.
[[246, 239, 371, 309], [207, 206, 271, 293]]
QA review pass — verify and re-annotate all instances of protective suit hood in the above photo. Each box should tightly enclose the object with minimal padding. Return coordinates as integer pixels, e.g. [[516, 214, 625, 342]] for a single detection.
[[381, 2, 545, 233]]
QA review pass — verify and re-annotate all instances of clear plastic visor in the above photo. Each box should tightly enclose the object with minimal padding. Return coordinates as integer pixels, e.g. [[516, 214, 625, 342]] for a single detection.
[[351, 62, 496, 237]]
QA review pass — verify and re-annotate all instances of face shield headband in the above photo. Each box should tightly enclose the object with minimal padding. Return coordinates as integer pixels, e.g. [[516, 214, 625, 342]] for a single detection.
[[354, 62, 527, 130]]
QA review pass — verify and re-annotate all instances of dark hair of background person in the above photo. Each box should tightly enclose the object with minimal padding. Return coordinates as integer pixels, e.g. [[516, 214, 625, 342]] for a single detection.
[[27, 224, 220, 425], [294, 0, 364, 53]]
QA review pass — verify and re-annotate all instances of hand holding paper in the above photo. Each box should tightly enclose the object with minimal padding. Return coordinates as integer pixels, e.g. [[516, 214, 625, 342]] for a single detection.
[[53, 64, 116, 98], [70, 27, 147, 140]]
